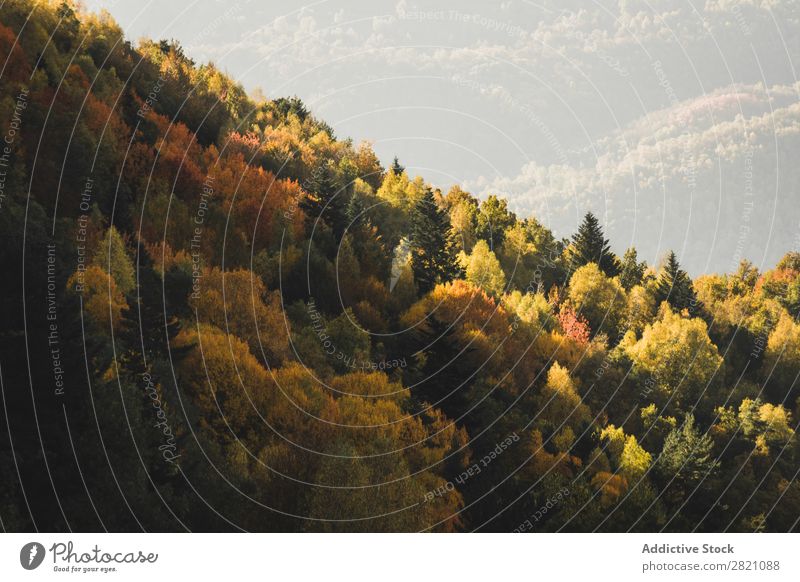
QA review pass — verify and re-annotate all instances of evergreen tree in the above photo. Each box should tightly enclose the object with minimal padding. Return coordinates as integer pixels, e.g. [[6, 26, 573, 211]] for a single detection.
[[656, 414, 718, 498], [410, 188, 461, 294], [413, 315, 474, 423], [655, 251, 700, 314], [302, 160, 347, 241], [344, 190, 389, 280], [390, 156, 405, 175], [345, 188, 366, 227], [272, 96, 309, 122], [567, 212, 619, 276], [92, 226, 136, 295], [619, 247, 647, 290]]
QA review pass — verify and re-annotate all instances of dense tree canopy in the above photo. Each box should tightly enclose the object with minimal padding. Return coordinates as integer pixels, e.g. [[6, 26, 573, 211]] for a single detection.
[[0, 1, 798, 534]]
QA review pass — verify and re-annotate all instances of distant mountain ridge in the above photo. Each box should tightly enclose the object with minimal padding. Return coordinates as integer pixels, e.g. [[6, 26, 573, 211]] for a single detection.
[[468, 83, 800, 275]]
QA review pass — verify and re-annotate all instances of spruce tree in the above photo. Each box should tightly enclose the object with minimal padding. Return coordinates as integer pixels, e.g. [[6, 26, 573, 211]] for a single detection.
[[567, 212, 619, 276], [345, 188, 366, 228], [302, 160, 347, 240], [344, 190, 387, 280], [92, 226, 136, 295], [656, 414, 718, 497], [390, 156, 405, 175], [654, 251, 700, 314], [619, 247, 647, 290], [410, 187, 461, 294]]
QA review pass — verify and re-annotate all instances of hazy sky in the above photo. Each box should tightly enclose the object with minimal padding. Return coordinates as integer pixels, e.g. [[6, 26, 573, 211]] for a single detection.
[[81, 0, 800, 274]]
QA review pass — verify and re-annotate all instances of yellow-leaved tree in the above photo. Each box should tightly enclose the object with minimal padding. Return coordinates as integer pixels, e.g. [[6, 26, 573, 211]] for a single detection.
[[624, 306, 723, 413], [461, 239, 506, 297], [567, 262, 628, 342]]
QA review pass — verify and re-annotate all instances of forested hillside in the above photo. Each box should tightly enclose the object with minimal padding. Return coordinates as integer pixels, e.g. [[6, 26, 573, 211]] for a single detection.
[[0, 1, 798, 532]]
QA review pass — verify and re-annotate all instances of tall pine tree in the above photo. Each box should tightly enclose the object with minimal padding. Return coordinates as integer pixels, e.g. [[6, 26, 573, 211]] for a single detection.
[[567, 212, 619, 276], [345, 189, 366, 227], [301, 160, 347, 241], [410, 188, 461, 294], [656, 414, 718, 502], [654, 251, 700, 314], [390, 156, 405, 175]]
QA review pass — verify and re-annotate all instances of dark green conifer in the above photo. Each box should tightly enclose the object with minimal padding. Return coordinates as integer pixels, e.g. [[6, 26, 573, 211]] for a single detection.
[[390, 156, 405, 175], [410, 188, 461, 294], [567, 212, 619, 276], [654, 250, 700, 314], [302, 160, 347, 241]]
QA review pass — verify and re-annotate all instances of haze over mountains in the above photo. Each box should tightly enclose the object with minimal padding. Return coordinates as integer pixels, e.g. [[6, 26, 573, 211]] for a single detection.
[[3, 0, 800, 535], [84, 0, 799, 273], [469, 82, 800, 275]]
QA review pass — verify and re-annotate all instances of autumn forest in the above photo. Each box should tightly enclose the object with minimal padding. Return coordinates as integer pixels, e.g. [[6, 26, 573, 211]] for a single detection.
[[1, 0, 799, 533]]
